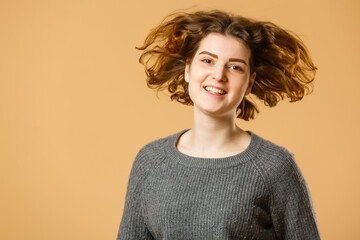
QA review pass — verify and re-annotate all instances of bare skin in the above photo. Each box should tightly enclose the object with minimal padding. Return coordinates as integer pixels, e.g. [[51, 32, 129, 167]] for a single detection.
[[176, 33, 255, 158], [176, 109, 252, 158]]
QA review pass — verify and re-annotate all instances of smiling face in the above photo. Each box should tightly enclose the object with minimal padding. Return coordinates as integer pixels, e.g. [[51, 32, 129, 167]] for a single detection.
[[185, 32, 256, 118]]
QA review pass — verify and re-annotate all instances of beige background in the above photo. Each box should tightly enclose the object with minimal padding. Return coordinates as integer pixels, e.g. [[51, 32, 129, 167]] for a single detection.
[[1, 0, 359, 239]]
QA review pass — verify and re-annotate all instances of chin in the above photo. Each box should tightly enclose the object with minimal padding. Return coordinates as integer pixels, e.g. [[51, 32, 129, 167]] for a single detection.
[[196, 106, 235, 118]]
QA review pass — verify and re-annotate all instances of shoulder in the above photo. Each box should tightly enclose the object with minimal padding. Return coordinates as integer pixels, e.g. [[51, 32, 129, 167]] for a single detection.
[[250, 134, 320, 238], [250, 133, 310, 202], [251, 133, 293, 161], [131, 130, 185, 173], [137, 130, 183, 158], [250, 133, 302, 182]]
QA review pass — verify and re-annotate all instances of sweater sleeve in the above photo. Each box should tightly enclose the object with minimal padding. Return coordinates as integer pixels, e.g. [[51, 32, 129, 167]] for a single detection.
[[268, 152, 320, 240], [116, 148, 154, 240]]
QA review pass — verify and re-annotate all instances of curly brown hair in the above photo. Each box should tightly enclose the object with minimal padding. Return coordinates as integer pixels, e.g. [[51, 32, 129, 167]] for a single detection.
[[137, 10, 317, 120]]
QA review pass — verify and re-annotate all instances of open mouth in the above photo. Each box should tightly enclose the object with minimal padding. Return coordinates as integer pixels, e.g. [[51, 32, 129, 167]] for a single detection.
[[203, 86, 227, 95]]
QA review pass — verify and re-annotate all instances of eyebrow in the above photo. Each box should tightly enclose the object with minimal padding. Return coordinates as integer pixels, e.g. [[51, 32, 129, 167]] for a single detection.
[[199, 51, 248, 65]]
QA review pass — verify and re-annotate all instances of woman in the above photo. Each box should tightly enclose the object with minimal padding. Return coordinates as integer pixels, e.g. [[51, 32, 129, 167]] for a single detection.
[[117, 10, 320, 239]]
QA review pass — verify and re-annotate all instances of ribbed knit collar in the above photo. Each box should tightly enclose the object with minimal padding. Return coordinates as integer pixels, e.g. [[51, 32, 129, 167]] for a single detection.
[[166, 129, 263, 169]]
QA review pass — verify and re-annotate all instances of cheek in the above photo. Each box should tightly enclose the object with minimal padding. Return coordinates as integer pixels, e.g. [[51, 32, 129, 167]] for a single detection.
[[186, 73, 204, 102], [189, 69, 207, 84], [187, 79, 199, 98], [231, 81, 250, 98]]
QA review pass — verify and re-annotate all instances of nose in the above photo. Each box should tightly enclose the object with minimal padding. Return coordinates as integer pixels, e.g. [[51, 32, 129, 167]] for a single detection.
[[211, 65, 227, 81]]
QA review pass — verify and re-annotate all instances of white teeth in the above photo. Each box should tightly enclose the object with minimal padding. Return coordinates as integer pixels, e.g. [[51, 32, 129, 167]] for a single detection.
[[204, 86, 226, 95]]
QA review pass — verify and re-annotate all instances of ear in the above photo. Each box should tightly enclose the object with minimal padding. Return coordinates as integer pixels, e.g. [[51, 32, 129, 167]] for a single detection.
[[245, 72, 256, 95], [184, 59, 190, 83]]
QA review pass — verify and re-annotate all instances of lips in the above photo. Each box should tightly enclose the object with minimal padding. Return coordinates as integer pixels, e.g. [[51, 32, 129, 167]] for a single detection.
[[203, 86, 227, 95]]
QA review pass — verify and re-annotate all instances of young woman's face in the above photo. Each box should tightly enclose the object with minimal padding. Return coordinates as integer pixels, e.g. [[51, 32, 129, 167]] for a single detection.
[[185, 33, 255, 118]]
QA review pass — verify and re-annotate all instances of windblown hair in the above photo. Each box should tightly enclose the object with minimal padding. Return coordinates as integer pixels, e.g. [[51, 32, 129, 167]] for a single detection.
[[137, 10, 317, 120]]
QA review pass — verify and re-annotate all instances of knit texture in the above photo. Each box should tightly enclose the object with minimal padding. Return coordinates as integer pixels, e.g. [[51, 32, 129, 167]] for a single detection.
[[117, 130, 320, 240]]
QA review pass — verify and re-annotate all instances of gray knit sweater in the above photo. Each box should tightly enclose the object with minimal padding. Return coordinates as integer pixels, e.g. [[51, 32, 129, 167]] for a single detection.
[[117, 130, 320, 239]]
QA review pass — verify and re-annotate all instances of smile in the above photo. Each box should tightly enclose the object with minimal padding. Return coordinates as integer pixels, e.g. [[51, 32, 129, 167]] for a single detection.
[[203, 86, 227, 95]]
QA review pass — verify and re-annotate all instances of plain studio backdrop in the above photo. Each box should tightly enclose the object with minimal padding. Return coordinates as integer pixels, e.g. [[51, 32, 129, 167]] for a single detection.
[[0, 0, 359, 239]]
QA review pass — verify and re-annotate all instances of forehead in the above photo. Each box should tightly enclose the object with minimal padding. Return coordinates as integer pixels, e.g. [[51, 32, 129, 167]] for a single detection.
[[195, 33, 251, 62]]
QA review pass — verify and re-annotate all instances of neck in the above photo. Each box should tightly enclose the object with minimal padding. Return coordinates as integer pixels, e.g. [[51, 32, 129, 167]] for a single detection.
[[176, 106, 251, 158], [189, 107, 243, 150]]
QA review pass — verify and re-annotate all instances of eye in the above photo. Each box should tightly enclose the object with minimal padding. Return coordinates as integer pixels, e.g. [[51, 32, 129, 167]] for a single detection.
[[201, 59, 213, 64], [229, 65, 244, 72]]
